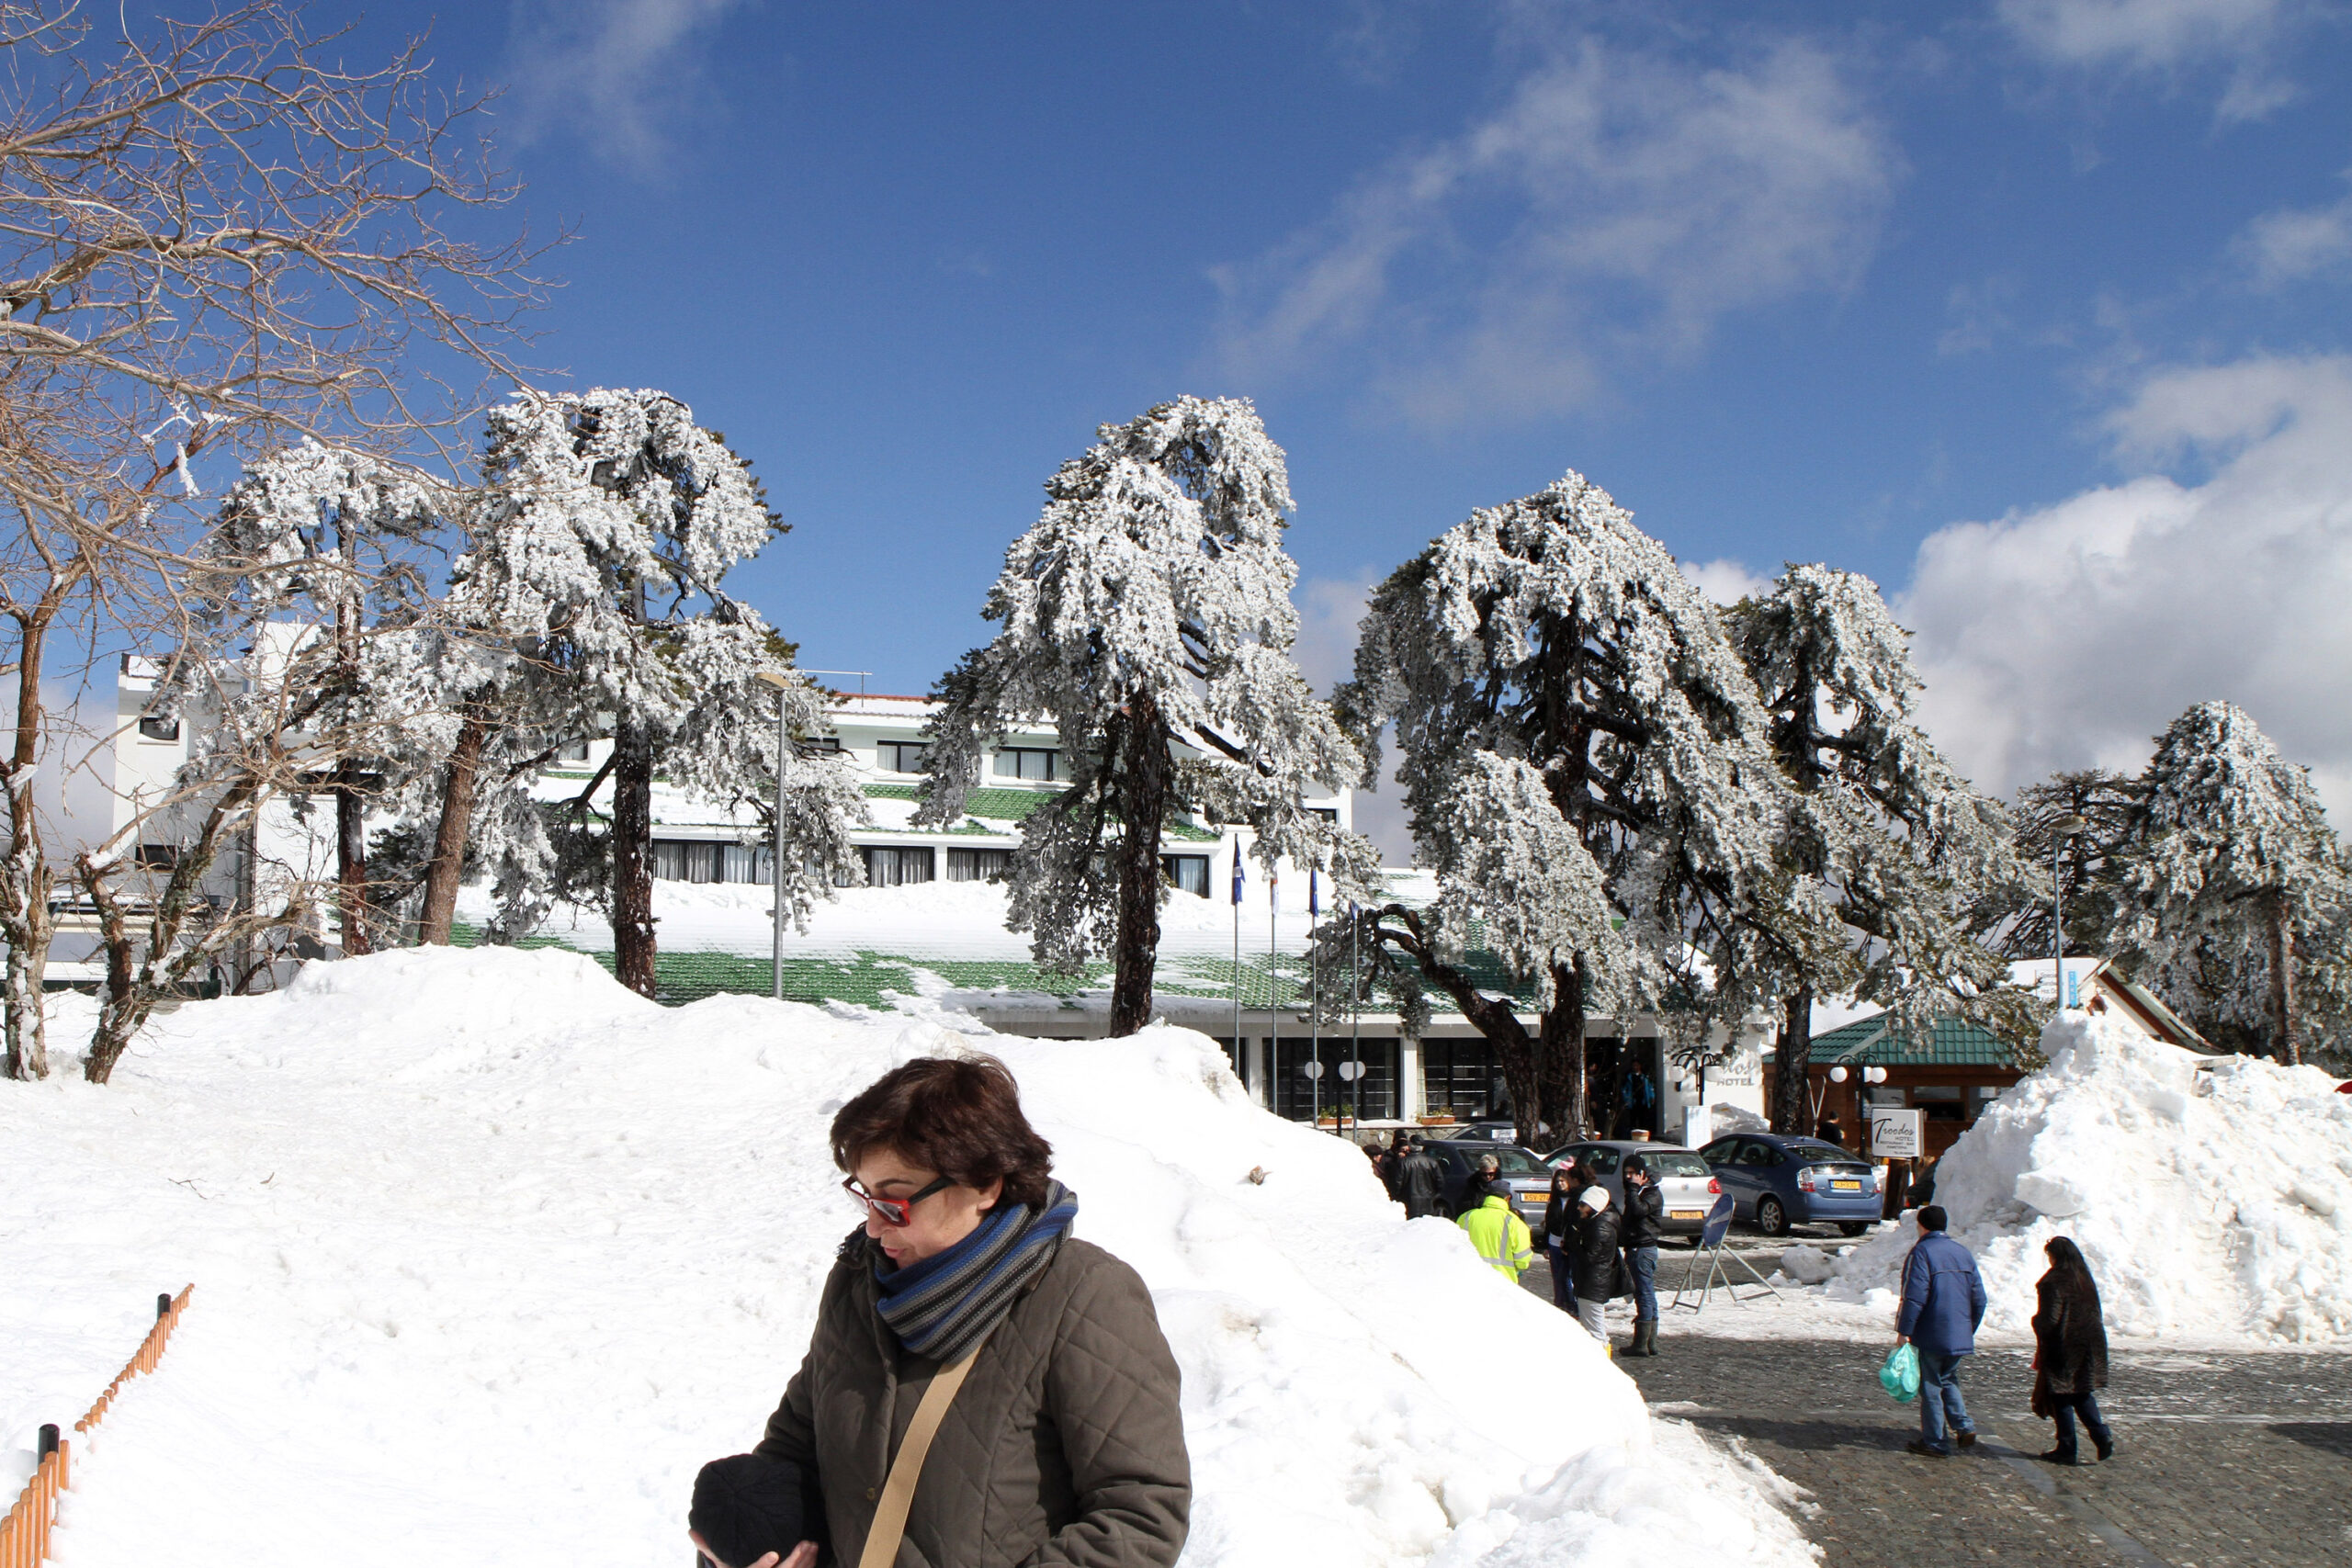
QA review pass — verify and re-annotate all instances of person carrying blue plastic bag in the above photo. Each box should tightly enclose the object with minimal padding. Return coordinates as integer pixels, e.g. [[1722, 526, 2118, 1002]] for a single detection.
[[1895, 1204, 1987, 1459], [1878, 1341, 1920, 1403]]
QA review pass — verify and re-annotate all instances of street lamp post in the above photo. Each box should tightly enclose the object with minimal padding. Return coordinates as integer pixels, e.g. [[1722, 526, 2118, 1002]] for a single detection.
[[2051, 812, 2088, 1010], [754, 671, 795, 1002]]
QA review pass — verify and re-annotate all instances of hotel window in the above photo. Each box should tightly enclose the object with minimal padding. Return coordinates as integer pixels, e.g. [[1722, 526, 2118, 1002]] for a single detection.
[[946, 847, 1013, 882], [557, 739, 590, 762], [135, 842, 180, 869], [992, 747, 1058, 782], [862, 845, 935, 886], [802, 736, 844, 755], [1160, 854, 1210, 897], [138, 715, 181, 741], [879, 742, 929, 774]]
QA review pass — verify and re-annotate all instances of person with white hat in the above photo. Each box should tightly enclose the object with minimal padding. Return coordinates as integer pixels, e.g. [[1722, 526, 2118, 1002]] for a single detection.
[[1567, 1184, 1624, 1347]]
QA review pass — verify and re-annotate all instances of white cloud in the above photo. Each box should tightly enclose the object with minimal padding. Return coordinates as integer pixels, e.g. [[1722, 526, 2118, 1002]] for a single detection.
[[1215, 37, 1897, 426], [1682, 557, 1773, 606], [505, 0, 745, 169], [1996, 0, 2310, 119], [1897, 354, 2352, 819], [2234, 175, 2352, 286]]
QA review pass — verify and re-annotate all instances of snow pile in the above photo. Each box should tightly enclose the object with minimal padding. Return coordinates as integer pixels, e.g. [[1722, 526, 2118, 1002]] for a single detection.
[[3, 947, 1814, 1568], [1824, 1010, 2352, 1344]]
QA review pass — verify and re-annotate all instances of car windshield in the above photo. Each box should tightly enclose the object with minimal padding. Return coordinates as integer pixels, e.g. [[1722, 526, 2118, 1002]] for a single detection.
[[1641, 1153, 1712, 1179], [1788, 1142, 1863, 1163]]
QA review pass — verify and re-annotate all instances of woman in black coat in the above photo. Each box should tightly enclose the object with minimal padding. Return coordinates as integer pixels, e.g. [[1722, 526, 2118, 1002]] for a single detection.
[[1539, 1160, 1583, 1312], [2031, 1236, 2115, 1464], [1567, 1187, 1623, 1346]]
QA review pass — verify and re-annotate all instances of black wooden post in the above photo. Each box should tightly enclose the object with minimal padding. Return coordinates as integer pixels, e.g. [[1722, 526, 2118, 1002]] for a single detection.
[[39, 1423, 59, 1458], [157, 1292, 172, 1318]]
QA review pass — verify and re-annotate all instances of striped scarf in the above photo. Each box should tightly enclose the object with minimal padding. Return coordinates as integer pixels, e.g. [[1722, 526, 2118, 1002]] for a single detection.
[[873, 1181, 1078, 1364]]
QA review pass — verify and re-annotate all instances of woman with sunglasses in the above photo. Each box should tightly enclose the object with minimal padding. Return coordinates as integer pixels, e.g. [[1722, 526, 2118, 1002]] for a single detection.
[[695, 1054, 1190, 1568]]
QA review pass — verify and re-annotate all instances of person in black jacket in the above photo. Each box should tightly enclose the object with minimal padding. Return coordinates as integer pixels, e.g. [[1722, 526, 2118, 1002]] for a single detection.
[[1394, 1137, 1444, 1219], [1568, 1186, 1623, 1347], [1619, 1156, 1665, 1358], [2031, 1236, 2115, 1465], [1539, 1159, 1583, 1311]]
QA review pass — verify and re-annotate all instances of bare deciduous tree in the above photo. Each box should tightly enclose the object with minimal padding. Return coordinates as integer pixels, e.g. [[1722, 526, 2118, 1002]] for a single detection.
[[0, 1, 541, 1078]]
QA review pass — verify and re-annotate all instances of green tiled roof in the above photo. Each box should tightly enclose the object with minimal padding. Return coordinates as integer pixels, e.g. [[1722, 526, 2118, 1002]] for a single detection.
[[1809, 1014, 2023, 1068]]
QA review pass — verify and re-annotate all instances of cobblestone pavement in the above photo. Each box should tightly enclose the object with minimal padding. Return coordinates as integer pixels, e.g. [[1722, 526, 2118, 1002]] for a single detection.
[[1518, 1252, 2352, 1567]]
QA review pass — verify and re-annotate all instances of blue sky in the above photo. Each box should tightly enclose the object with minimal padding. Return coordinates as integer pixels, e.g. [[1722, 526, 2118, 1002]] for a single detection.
[[390, 0, 2352, 827]]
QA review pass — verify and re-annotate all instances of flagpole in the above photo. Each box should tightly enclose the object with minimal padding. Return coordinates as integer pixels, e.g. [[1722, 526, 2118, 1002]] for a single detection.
[[1308, 866, 1321, 1134], [1273, 859, 1292, 1127], [1351, 899, 1363, 1126], [1230, 841, 1244, 1097]]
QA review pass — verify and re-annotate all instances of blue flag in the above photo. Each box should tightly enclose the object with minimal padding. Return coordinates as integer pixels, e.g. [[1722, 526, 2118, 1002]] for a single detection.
[[1230, 843, 1245, 905], [1308, 866, 1320, 919]]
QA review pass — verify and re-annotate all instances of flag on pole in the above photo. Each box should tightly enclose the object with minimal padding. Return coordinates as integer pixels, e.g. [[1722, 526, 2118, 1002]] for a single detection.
[[1230, 843, 1246, 905], [1308, 866, 1320, 919], [1268, 860, 1278, 912]]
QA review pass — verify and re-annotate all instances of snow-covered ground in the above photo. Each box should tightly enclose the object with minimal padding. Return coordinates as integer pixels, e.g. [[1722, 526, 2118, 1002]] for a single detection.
[[2, 948, 1815, 1568], [1807, 1010, 2352, 1348]]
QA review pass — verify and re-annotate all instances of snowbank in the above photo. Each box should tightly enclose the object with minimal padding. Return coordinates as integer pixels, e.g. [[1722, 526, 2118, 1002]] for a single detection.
[[2, 947, 1814, 1568], [1824, 1010, 2352, 1344]]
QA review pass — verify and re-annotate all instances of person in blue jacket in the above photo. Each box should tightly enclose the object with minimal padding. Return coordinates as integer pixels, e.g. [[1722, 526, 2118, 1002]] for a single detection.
[[1895, 1204, 1987, 1458]]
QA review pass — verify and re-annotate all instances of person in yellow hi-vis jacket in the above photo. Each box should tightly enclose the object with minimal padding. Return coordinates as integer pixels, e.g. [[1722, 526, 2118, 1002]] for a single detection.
[[1456, 1190, 1534, 1280]]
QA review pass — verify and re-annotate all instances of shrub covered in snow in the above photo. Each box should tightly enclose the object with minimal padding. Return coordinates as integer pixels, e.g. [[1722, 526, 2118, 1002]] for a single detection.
[[2, 947, 1814, 1568], [1825, 1010, 2352, 1344]]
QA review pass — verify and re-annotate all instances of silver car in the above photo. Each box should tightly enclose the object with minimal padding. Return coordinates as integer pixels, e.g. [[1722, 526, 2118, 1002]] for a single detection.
[[1540, 1141, 1723, 1240]]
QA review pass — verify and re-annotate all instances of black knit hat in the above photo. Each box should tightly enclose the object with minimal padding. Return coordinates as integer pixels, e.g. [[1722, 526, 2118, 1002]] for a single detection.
[[691, 1453, 827, 1568], [1917, 1204, 1949, 1232]]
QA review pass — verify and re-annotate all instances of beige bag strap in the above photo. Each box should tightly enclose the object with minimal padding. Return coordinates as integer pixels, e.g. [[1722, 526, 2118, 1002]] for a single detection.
[[855, 1335, 991, 1568]]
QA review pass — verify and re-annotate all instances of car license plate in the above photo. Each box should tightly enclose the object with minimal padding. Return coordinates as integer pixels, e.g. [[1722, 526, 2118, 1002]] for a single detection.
[[1670, 1210, 1703, 1221], [1831, 1179, 1862, 1190]]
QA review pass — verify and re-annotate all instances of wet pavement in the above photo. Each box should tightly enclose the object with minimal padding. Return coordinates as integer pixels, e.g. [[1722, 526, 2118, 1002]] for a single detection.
[[1521, 1250, 2352, 1566]]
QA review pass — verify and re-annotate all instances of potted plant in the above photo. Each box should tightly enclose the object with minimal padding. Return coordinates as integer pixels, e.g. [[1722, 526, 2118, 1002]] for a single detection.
[[1417, 1111, 1457, 1126]]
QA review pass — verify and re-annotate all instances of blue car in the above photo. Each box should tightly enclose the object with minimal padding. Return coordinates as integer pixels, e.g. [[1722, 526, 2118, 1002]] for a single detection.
[[1695, 1133, 1883, 1237]]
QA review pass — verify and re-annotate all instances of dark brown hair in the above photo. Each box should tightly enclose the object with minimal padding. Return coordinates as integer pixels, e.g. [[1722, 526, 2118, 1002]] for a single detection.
[[830, 1054, 1055, 1210]]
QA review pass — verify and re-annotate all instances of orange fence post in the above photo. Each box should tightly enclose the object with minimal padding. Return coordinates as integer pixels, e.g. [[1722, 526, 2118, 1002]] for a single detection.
[[9, 1287, 195, 1567]]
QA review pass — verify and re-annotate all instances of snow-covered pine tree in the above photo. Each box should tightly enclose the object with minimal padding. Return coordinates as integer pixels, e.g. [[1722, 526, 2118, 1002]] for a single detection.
[[916, 397, 1371, 1037], [454, 389, 864, 993], [1719, 564, 2024, 1134], [199, 442, 451, 953], [1331, 469, 1784, 1145], [2116, 702, 2347, 1065], [1978, 768, 2142, 963]]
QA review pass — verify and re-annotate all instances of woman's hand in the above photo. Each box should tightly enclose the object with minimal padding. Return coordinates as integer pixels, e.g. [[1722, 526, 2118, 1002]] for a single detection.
[[687, 1531, 818, 1568]]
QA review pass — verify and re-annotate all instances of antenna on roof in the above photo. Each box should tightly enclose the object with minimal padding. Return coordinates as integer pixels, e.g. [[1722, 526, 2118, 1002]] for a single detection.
[[800, 669, 873, 695]]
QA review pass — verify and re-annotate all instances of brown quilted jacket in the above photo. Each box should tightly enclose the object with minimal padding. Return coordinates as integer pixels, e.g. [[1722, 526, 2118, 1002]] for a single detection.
[[756, 1232, 1190, 1568]]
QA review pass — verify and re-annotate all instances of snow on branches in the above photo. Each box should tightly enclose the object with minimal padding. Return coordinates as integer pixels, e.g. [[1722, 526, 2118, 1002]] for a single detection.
[[917, 396, 1370, 1035], [1722, 564, 2027, 1130], [1337, 468, 1783, 1140], [2117, 701, 2348, 1065], [453, 389, 863, 981]]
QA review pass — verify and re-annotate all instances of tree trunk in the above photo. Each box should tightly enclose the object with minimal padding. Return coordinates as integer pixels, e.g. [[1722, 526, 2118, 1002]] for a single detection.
[[612, 721, 657, 998], [1107, 695, 1172, 1038], [1533, 959, 1588, 1145], [2267, 890, 2298, 1066], [2, 620, 53, 1080], [417, 709, 488, 945], [335, 764, 371, 957], [1770, 987, 1813, 1134]]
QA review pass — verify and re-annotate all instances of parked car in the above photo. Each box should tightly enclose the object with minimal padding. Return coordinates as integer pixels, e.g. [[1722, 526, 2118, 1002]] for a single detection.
[[1421, 1137, 1554, 1228], [1539, 1142, 1721, 1241], [1695, 1133, 1882, 1237]]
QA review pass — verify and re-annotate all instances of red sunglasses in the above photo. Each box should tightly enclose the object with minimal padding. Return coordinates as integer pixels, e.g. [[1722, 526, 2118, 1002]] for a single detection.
[[842, 1174, 953, 1227]]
